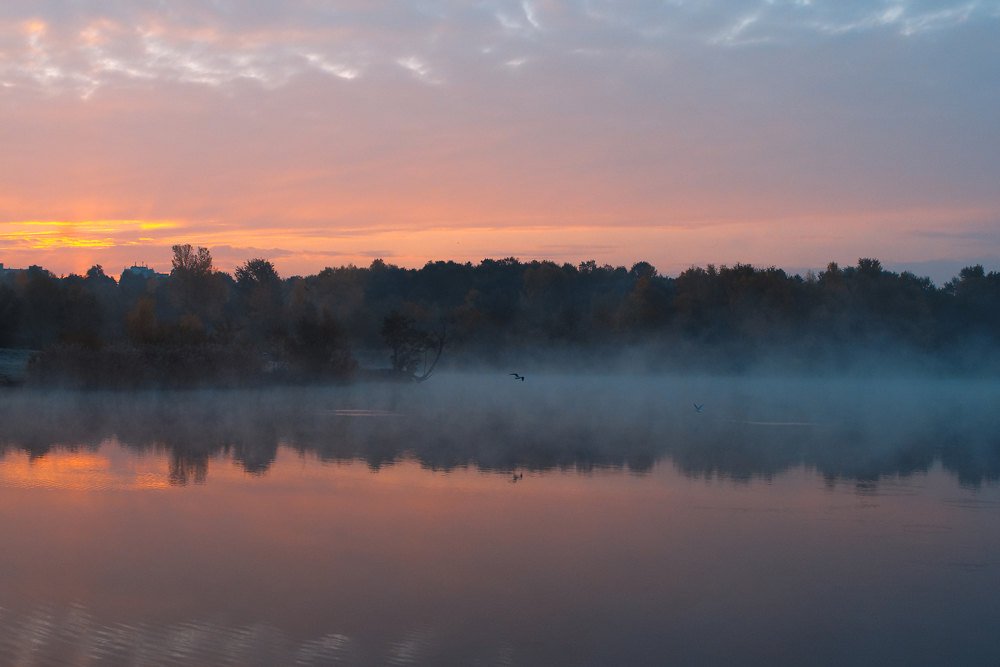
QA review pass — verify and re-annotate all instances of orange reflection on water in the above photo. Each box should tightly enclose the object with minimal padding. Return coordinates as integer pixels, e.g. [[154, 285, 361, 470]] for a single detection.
[[0, 442, 171, 491], [0, 443, 999, 666]]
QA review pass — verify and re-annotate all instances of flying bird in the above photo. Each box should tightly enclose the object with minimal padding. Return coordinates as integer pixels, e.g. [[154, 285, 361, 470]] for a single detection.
[[510, 373, 524, 381], [694, 404, 704, 412]]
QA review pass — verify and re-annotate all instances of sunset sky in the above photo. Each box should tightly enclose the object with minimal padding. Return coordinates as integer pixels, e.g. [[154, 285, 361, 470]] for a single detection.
[[1, 0, 998, 283]]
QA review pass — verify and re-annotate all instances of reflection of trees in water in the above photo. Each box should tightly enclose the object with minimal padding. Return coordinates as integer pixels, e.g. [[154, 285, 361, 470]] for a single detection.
[[0, 384, 999, 488], [168, 449, 208, 485], [939, 438, 1000, 488], [668, 428, 1000, 488]]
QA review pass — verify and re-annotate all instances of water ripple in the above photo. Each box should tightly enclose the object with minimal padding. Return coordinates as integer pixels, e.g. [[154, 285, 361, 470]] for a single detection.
[[0, 605, 511, 666]]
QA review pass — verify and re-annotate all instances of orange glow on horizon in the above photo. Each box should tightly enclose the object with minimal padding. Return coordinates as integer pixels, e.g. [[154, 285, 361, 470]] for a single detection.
[[0, 2, 996, 289], [1, 205, 996, 279]]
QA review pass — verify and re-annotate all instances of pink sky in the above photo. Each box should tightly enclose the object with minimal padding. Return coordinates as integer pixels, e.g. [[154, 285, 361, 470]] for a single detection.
[[1, 1, 998, 283]]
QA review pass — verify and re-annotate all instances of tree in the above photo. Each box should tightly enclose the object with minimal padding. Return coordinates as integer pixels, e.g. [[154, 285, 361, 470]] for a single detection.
[[85, 264, 116, 285], [235, 258, 280, 289], [126, 297, 159, 344], [413, 316, 452, 382], [381, 310, 429, 375], [21, 267, 64, 348], [169, 245, 225, 327], [0, 286, 23, 348], [629, 262, 657, 280], [380, 310, 452, 381], [171, 245, 213, 276], [235, 258, 284, 343], [289, 303, 356, 378]]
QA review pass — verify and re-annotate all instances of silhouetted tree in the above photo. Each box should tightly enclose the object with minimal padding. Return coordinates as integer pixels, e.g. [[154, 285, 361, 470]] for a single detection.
[[381, 310, 431, 375], [85, 265, 116, 286], [234, 258, 284, 343], [170, 244, 227, 329], [20, 267, 64, 348], [235, 258, 280, 288], [289, 302, 357, 378], [126, 297, 159, 345], [0, 286, 22, 348]]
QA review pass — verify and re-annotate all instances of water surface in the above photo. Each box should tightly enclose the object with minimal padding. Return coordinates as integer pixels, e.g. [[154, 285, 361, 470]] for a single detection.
[[1, 375, 998, 666]]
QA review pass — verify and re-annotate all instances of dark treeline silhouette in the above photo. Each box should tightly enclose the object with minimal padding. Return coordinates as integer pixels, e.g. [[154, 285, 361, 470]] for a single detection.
[[2, 248, 1000, 385]]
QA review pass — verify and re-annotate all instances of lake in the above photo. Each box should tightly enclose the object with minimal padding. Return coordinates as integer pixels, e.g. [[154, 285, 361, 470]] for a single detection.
[[1, 375, 999, 666]]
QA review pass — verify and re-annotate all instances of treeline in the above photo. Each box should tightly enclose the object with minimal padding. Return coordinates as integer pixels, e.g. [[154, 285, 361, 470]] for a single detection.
[[1, 247, 1000, 385]]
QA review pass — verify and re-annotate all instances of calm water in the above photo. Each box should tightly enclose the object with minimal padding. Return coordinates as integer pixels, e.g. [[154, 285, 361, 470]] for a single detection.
[[0, 375, 999, 666]]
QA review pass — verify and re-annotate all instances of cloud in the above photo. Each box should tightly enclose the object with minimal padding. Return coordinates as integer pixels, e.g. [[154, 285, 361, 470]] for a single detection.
[[908, 223, 1000, 243], [0, 1, 995, 96], [0, 1, 998, 278], [711, 13, 766, 45], [397, 55, 439, 83], [522, 2, 542, 31]]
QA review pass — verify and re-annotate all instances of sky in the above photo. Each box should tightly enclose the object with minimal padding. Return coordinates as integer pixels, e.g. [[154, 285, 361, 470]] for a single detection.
[[0, 0, 998, 283]]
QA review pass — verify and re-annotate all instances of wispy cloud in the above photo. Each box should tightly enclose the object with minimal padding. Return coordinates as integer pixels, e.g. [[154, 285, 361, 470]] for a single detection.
[[711, 13, 766, 45], [522, 2, 542, 31], [817, 2, 979, 35], [0, 1, 997, 278], [397, 55, 441, 83], [0, 1, 994, 96]]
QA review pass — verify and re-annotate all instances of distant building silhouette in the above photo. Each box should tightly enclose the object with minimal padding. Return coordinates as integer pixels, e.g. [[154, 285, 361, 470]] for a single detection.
[[122, 263, 166, 279], [0, 262, 24, 277]]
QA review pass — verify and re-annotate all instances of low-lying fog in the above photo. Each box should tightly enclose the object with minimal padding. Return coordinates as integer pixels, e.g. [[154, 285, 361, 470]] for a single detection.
[[2, 373, 998, 487]]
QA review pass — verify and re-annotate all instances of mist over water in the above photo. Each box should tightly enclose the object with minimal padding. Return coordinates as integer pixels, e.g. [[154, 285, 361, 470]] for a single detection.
[[1, 373, 999, 666], [2, 373, 999, 484]]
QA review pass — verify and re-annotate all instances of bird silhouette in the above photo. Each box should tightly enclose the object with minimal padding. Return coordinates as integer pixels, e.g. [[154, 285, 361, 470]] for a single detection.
[[694, 404, 704, 412], [510, 373, 524, 381], [512, 472, 523, 481]]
